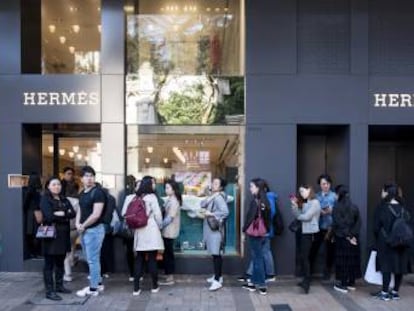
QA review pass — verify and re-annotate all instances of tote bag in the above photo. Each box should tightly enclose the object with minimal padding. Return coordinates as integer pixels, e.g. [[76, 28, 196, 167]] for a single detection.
[[364, 250, 394, 287]]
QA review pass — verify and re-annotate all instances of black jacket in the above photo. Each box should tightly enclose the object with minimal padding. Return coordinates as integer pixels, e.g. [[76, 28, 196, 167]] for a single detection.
[[332, 201, 361, 239], [40, 195, 76, 255], [243, 198, 271, 233]]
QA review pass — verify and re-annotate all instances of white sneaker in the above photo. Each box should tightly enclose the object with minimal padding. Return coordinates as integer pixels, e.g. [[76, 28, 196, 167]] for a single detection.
[[208, 280, 223, 291], [132, 290, 141, 296], [151, 287, 160, 293], [97, 284, 105, 292], [129, 277, 134, 282], [76, 286, 99, 298], [63, 275, 73, 282], [207, 276, 223, 284]]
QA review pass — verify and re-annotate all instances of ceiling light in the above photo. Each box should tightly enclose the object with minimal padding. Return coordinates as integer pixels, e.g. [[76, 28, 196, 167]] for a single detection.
[[215, 8, 220, 12], [48, 146, 54, 153], [73, 146, 79, 153], [147, 146, 154, 153], [76, 154, 83, 160], [59, 36, 66, 44], [97, 7, 101, 12], [69, 46, 75, 54], [59, 149, 65, 156], [72, 25, 80, 33], [163, 158, 169, 164], [98, 25, 101, 33], [48, 24, 56, 33], [172, 147, 186, 164], [68, 151, 74, 158], [145, 158, 150, 164], [84, 156, 89, 161], [206, 8, 211, 12]]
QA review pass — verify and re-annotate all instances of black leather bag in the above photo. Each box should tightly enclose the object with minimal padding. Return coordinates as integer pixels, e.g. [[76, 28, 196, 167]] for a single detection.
[[288, 219, 301, 233]]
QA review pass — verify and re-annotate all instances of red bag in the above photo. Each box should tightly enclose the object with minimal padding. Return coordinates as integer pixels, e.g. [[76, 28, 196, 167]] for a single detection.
[[246, 202, 267, 237], [125, 196, 148, 229]]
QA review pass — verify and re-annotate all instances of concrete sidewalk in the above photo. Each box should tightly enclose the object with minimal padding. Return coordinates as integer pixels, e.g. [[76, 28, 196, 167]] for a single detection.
[[0, 272, 413, 311]]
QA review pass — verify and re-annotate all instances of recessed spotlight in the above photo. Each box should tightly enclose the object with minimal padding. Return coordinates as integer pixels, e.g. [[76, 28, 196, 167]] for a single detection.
[[163, 158, 169, 164], [59, 149, 65, 156], [147, 146, 154, 153], [69, 46, 75, 54], [73, 146, 79, 153], [145, 158, 150, 164], [68, 151, 74, 158], [59, 36, 66, 44], [72, 25, 80, 33], [76, 154, 82, 160], [48, 146, 54, 153], [98, 25, 101, 33], [48, 24, 56, 33]]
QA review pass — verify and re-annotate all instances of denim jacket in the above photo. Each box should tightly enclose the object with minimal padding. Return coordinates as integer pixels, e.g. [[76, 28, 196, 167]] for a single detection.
[[316, 190, 337, 230]]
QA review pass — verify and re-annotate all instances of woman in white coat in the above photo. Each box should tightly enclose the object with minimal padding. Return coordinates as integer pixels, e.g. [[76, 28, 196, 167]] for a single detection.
[[131, 176, 164, 296]]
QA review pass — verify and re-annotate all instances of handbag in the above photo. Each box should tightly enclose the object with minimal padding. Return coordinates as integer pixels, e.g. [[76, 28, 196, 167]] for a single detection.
[[246, 202, 267, 237], [113, 219, 134, 239], [206, 199, 222, 231], [288, 219, 302, 233], [364, 250, 395, 287], [36, 225, 57, 239]]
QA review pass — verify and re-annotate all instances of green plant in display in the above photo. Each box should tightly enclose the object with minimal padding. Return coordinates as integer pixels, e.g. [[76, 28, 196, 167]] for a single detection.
[[215, 77, 245, 123]]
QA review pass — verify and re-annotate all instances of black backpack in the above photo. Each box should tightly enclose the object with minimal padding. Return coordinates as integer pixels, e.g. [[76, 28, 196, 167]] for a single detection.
[[382, 205, 413, 248], [90, 186, 116, 225], [272, 196, 284, 236]]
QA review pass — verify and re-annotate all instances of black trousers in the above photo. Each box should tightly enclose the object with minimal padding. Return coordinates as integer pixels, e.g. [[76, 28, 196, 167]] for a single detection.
[[100, 233, 114, 274], [213, 255, 223, 281], [43, 254, 65, 292], [134, 251, 158, 291], [383, 273, 403, 292], [309, 229, 335, 276], [300, 234, 317, 284], [124, 238, 135, 277], [163, 238, 175, 275]]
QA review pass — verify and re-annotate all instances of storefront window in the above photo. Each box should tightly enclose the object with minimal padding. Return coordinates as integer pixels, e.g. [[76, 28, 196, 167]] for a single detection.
[[40, 0, 101, 74]]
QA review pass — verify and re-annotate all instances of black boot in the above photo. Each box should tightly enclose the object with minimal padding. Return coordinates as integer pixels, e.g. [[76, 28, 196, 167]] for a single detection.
[[299, 278, 310, 294], [44, 270, 62, 301], [55, 265, 72, 294]]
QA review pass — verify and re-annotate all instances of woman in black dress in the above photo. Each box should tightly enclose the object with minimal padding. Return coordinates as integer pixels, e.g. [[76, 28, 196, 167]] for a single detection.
[[40, 177, 76, 300], [373, 183, 411, 301], [332, 185, 361, 293]]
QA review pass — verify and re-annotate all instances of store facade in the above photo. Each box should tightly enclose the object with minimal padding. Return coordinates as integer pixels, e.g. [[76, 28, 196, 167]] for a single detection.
[[1, 0, 414, 275]]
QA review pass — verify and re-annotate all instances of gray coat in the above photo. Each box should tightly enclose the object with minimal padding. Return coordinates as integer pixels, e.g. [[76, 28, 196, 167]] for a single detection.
[[202, 192, 229, 255]]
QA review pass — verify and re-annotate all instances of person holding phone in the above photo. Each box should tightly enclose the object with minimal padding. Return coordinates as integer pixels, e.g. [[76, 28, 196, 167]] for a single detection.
[[331, 185, 361, 293], [291, 185, 321, 294]]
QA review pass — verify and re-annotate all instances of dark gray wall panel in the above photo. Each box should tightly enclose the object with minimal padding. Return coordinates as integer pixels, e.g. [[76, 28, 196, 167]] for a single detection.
[[246, 0, 297, 74], [246, 75, 368, 124], [245, 124, 297, 275], [102, 75, 124, 123], [350, 0, 368, 74], [101, 0, 125, 74], [0, 0, 20, 73]]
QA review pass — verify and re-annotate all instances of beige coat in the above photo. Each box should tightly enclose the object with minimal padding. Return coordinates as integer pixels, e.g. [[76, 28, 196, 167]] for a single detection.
[[162, 196, 181, 239], [132, 193, 164, 251]]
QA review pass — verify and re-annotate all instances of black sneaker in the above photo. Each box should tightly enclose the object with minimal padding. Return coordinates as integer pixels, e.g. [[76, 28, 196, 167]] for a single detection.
[[390, 290, 400, 300], [376, 291, 391, 301], [242, 283, 256, 292], [258, 288, 267, 295], [333, 283, 349, 294]]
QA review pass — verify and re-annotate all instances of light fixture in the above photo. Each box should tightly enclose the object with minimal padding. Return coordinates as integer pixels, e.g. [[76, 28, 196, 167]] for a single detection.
[[163, 158, 169, 164], [59, 36, 66, 44], [172, 147, 186, 164], [215, 8, 220, 12], [48, 146, 54, 153], [76, 154, 83, 160], [48, 24, 56, 33], [97, 7, 101, 12], [72, 25, 80, 33], [145, 158, 150, 164], [72, 146, 79, 153], [98, 25, 101, 33], [206, 7, 211, 12], [84, 156, 89, 161], [68, 151, 74, 158], [69, 46, 75, 54], [147, 146, 154, 153], [59, 149, 66, 156]]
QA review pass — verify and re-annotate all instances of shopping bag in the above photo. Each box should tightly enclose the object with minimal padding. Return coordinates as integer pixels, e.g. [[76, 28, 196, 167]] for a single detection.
[[364, 250, 394, 287]]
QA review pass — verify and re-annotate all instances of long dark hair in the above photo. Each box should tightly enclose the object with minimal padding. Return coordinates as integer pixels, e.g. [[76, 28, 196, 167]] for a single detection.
[[383, 183, 404, 205], [136, 175, 155, 197], [28, 173, 42, 191], [334, 184, 353, 210], [250, 178, 270, 209], [44, 176, 64, 200], [165, 179, 182, 206]]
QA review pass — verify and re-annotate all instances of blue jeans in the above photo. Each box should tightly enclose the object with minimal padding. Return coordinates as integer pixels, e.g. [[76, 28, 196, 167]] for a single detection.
[[81, 224, 105, 289], [247, 237, 275, 277], [248, 236, 266, 288]]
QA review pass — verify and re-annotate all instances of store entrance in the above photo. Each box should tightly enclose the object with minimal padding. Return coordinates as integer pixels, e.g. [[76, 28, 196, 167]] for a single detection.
[[296, 125, 350, 275], [368, 126, 414, 248], [22, 124, 101, 265]]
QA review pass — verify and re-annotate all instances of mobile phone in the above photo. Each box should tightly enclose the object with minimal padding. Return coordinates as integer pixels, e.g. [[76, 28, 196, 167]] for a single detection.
[[289, 194, 297, 200]]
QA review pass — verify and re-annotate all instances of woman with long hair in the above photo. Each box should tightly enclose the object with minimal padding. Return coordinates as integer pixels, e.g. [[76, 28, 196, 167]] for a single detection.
[[332, 185, 361, 293], [132, 176, 164, 296], [242, 178, 271, 295], [202, 177, 229, 292], [373, 183, 412, 301], [159, 179, 182, 286], [290, 184, 321, 294], [40, 177, 76, 300]]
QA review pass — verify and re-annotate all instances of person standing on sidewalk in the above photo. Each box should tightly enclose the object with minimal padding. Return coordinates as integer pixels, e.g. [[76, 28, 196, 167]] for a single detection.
[[291, 185, 321, 294], [132, 176, 164, 296], [202, 177, 229, 292], [331, 185, 361, 294], [40, 177, 76, 301], [242, 178, 271, 295], [310, 174, 336, 280], [159, 179, 182, 286], [75, 166, 106, 298]]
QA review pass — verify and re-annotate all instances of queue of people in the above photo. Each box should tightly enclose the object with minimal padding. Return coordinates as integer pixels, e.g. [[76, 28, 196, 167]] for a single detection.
[[24, 166, 413, 302]]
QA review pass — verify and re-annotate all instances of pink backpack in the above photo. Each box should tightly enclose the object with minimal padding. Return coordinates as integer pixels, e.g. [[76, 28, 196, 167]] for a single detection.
[[125, 196, 149, 229]]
